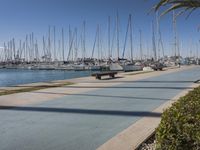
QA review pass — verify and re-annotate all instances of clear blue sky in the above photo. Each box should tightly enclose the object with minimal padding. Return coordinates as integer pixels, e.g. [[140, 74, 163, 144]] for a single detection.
[[0, 0, 200, 59]]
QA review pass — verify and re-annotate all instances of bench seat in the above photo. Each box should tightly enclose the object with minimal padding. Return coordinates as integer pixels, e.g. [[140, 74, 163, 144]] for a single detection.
[[91, 72, 118, 80]]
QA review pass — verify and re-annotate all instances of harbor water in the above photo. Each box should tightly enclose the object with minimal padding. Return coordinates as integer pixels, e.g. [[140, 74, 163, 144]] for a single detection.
[[0, 69, 94, 87]]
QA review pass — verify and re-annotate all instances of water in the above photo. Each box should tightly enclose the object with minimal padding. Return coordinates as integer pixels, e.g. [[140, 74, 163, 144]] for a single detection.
[[0, 69, 94, 87]]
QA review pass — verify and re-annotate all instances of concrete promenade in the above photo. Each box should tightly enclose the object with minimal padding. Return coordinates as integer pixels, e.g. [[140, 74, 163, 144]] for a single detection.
[[0, 66, 200, 150]]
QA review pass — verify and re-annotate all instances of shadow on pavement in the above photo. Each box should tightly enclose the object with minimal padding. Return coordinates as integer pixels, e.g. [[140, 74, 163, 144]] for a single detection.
[[60, 86, 193, 90], [85, 80, 197, 83], [32, 91, 170, 101], [0, 106, 162, 117]]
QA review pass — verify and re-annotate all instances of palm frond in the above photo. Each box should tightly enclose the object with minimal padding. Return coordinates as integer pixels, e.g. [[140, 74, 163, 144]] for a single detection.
[[155, 0, 200, 15], [155, 0, 171, 11]]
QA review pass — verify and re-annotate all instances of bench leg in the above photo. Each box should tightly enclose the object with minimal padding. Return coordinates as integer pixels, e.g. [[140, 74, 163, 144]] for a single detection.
[[96, 75, 101, 80], [109, 74, 115, 78]]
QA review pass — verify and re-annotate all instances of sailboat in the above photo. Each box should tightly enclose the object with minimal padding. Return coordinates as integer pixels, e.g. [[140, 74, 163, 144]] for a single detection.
[[121, 14, 142, 72], [109, 12, 124, 71], [109, 60, 123, 71], [90, 24, 102, 71]]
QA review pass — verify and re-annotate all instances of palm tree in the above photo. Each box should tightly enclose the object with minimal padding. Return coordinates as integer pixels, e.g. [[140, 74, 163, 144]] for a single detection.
[[155, 0, 200, 16]]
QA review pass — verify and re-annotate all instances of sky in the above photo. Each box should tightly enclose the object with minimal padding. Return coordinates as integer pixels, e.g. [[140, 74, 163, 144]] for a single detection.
[[0, 0, 200, 59]]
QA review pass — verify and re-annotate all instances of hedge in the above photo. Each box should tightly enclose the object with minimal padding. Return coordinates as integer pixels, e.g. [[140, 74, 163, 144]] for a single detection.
[[155, 86, 200, 150]]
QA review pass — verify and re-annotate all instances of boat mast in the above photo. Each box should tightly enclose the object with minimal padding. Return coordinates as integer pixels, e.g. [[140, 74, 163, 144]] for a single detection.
[[25, 35, 28, 62], [122, 14, 130, 59], [91, 25, 98, 59], [67, 26, 75, 62], [58, 39, 61, 61], [83, 21, 86, 61], [155, 12, 161, 60], [139, 29, 143, 61], [13, 38, 15, 62], [18, 40, 21, 61], [108, 16, 111, 58], [68, 25, 72, 61], [42, 36, 46, 62], [157, 14, 165, 58], [97, 24, 100, 64], [30, 34, 32, 62], [129, 14, 133, 62], [152, 21, 157, 61], [3, 43, 7, 62], [48, 26, 51, 62], [116, 11, 120, 60], [198, 40, 200, 61], [62, 28, 65, 62], [54, 26, 56, 61], [173, 11, 177, 58], [35, 40, 39, 62], [74, 28, 78, 61], [22, 42, 25, 62]]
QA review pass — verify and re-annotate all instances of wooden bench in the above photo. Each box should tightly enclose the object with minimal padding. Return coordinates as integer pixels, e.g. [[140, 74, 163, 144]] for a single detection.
[[91, 72, 118, 80]]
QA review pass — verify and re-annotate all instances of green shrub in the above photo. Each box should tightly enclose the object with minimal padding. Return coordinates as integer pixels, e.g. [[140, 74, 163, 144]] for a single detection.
[[156, 86, 200, 150]]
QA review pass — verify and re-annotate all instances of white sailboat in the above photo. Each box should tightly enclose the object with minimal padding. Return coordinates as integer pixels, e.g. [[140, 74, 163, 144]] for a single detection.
[[109, 12, 124, 71], [121, 14, 142, 72]]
